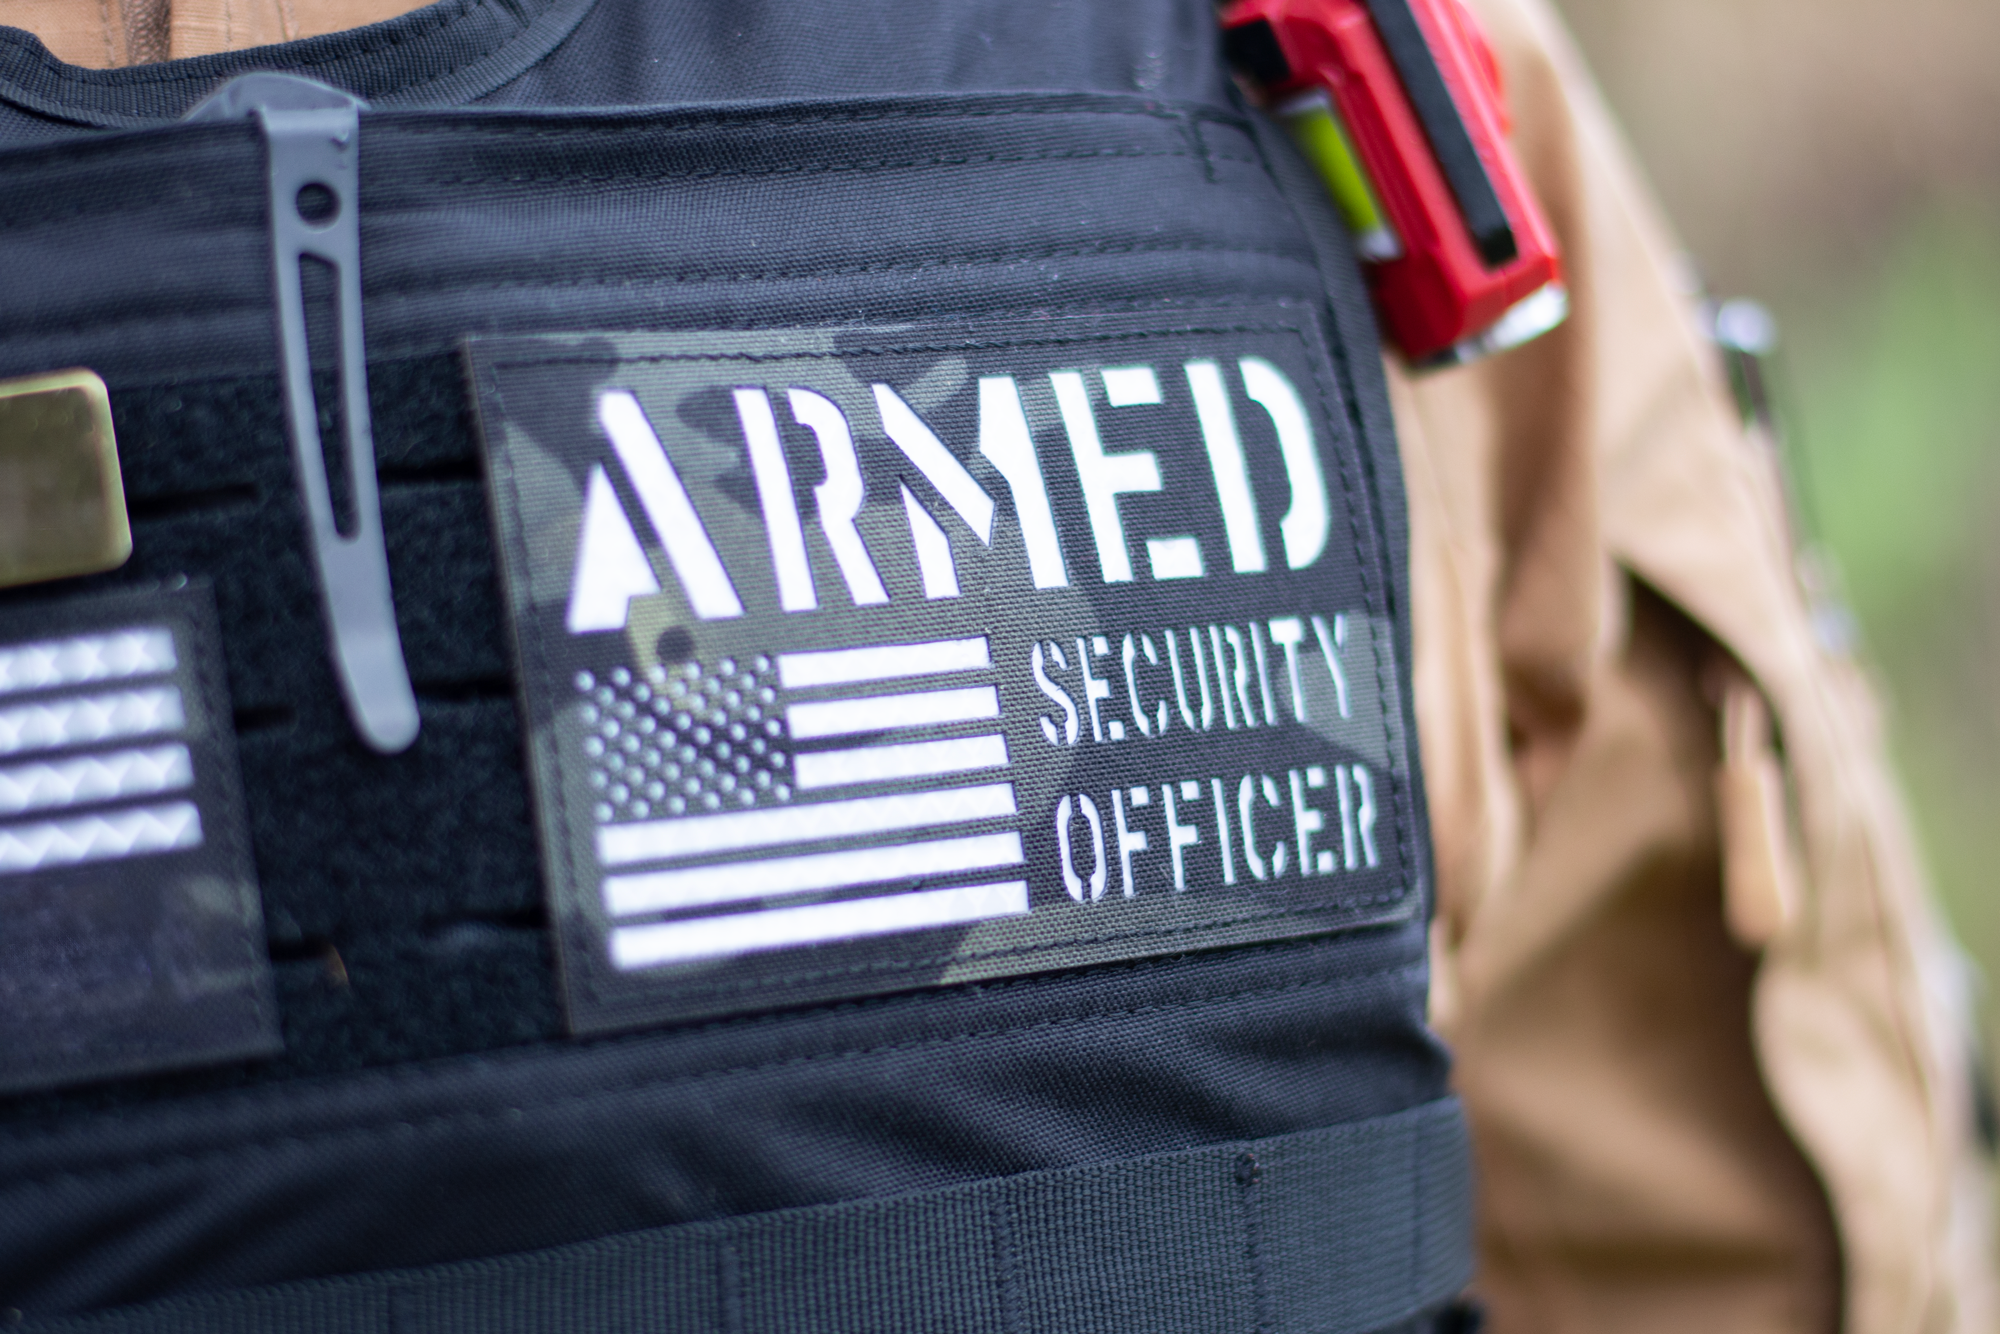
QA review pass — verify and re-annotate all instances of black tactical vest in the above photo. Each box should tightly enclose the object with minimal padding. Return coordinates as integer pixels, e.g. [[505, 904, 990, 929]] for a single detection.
[[0, 3, 1468, 1329]]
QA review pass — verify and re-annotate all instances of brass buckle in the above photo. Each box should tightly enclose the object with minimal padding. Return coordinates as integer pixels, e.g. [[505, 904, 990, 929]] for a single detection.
[[0, 368, 131, 590]]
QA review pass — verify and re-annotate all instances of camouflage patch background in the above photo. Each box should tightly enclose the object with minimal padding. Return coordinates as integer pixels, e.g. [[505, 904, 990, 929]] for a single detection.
[[467, 308, 1423, 1033]]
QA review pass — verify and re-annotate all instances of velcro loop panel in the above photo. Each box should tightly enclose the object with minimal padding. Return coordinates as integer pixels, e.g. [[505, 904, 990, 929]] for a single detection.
[[31, 1098, 1471, 1334]]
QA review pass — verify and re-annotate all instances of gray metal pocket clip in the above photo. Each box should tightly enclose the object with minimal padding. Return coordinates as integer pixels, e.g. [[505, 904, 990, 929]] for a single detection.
[[187, 73, 420, 754]]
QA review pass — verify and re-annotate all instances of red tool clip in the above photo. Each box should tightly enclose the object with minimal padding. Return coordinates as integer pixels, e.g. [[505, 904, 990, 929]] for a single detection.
[[1221, 0, 1566, 365]]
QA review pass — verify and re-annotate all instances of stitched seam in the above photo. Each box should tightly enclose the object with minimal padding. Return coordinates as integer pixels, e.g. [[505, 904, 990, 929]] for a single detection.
[[0, 111, 1255, 228], [301, 0, 522, 94], [485, 317, 1337, 365], [0, 100, 1248, 163], [357, 249, 1307, 299], [1237, 1150, 1273, 1334], [413, 145, 1263, 186], [1, 963, 1422, 1186], [579, 899, 1412, 1001], [1285, 320, 1417, 899], [377, 103, 1252, 136], [992, 1193, 1020, 1334], [0, 246, 1313, 342], [0, 0, 491, 92], [365, 242, 1308, 288]]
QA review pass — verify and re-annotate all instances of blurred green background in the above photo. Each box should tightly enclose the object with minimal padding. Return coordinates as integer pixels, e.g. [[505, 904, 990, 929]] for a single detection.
[[1549, 0, 2000, 1050]]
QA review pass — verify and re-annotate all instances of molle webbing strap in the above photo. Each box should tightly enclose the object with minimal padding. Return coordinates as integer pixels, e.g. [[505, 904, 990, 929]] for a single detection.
[[34, 1099, 1473, 1334]]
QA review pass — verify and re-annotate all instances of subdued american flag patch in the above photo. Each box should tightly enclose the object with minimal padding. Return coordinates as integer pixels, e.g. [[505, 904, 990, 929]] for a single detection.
[[0, 582, 279, 1095], [589, 635, 1028, 971], [0, 628, 201, 873]]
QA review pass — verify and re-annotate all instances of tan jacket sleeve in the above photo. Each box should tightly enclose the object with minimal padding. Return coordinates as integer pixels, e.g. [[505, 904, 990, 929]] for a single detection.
[[1403, 1, 1998, 1330]]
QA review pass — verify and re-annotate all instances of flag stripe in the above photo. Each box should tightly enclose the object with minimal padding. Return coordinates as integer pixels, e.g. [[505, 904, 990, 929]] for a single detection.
[[0, 628, 177, 697], [785, 686, 999, 740], [794, 734, 1008, 790], [598, 782, 1016, 866], [0, 744, 193, 817], [610, 880, 1029, 969], [0, 801, 203, 874], [777, 637, 988, 689], [0, 687, 186, 759], [604, 831, 1023, 917]]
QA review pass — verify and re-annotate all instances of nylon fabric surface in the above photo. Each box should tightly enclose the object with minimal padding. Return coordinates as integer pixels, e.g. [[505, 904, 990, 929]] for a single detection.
[[25, 1100, 1473, 1334], [0, 0, 1448, 1323], [0, 0, 1229, 140], [0, 933, 1441, 1312], [0, 98, 1311, 383]]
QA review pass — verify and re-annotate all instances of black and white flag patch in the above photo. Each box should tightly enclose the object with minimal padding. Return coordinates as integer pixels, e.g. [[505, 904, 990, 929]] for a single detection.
[[467, 310, 1423, 1034], [0, 581, 279, 1094]]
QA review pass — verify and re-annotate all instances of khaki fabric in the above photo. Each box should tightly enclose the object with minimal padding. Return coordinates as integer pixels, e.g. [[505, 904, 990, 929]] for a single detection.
[[7, 0, 1996, 1329], [1415, 0, 1999, 1330]]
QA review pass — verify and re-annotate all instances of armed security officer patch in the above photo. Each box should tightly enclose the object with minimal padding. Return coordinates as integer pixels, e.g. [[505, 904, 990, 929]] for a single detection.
[[467, 311, 1421, 1034]]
